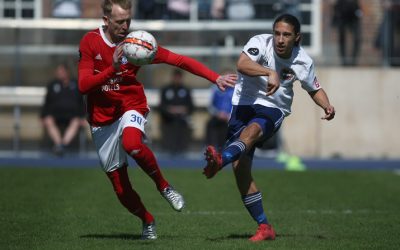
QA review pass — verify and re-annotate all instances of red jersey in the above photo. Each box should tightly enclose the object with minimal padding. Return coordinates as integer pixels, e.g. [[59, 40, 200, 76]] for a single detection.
[[78, 27, 219, 126]]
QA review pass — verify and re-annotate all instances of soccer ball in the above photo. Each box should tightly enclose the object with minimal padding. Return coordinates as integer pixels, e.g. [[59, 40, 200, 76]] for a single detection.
[[122, 30, 158, 66]]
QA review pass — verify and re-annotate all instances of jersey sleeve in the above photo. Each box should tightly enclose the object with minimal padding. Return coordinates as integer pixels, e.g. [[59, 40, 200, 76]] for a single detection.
[[242, 35, 265, 63], [299, 62, 322, 92], [152, 46, 219, 83], [78, 33, 116, 94]]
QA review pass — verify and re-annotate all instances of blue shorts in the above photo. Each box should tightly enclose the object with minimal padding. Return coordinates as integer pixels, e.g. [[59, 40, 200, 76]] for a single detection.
[[226, 105, 285, 150]]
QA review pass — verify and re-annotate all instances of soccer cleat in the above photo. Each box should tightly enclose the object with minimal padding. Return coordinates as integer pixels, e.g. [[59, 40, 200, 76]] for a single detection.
[[161, 186, 185, 211], [249, 224, 276, 242], [203, 145, 223, 179], [141, 221, 157, 240]]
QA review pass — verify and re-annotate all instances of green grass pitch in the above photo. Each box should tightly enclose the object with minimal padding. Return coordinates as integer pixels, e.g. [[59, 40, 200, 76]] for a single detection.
[[0, 167, 399, 250]]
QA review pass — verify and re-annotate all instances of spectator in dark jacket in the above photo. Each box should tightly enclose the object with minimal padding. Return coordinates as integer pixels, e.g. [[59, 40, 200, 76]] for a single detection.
[[332, 0, 362, 66], [159, 69, 194, 155], [40, 63, 85, 156]]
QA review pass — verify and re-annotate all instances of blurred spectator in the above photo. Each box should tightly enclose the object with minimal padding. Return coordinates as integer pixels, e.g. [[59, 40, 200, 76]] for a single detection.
[[254, 1, 275, 19], [40, 63, 85, 156], [198, 0, 212, 19], [273, 0, 301, 21], [199, 0, 226, 20], [205, 74, 234, 150], [136, 0, 157, 19], [211, 0, 225, 19], [374, 0, 400, 66], [167, 0, 190, 19], [52, 0, 81, 18], [135, 0, 168, 20], [226, 0, 254, 20], [331, 0, 362, 66], [159, 69, 194, 155]]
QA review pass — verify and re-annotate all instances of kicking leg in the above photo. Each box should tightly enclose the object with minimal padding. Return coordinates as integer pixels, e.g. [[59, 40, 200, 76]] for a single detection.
[[122, 127, 185, 211], [203, 122, 262, 178]]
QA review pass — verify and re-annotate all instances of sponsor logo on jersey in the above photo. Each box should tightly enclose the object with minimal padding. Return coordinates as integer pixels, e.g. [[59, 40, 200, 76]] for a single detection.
[[121, 56, 128, 65], [247, 48, 259, 56], [281, 68, 296, 81], [313, 77, 321, 88], [95, 54, 102, 60]]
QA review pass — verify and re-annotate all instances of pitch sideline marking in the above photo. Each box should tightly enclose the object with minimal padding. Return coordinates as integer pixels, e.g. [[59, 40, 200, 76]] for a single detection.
[[153, 209, 387, 216]]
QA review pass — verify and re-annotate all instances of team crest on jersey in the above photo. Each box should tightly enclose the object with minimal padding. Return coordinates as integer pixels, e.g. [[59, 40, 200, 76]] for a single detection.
[[280, 68, 296, 81], [247, 48, 259, 56], [121, 56, 128, 65], [313, 77, 321, 88]]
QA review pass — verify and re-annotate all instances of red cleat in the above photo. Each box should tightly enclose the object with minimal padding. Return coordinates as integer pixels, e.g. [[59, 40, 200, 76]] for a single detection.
[[249, 224, 276, 242], [202, 145, 223, 179]]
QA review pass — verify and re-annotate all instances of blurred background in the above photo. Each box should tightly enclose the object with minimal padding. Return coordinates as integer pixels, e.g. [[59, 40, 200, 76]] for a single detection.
[[0, 0, 399, 160]]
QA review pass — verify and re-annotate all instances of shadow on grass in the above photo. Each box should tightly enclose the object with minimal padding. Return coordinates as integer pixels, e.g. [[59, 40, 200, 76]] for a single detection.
[[207, 233, 327, 241], [80, 233, 142, 241]]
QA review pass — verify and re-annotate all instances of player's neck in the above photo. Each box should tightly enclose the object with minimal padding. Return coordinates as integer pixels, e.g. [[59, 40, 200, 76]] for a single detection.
[[102, 26, 117, 45]]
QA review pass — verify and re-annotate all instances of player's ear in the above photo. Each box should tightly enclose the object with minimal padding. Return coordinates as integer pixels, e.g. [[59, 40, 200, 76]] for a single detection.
[[102, 15, 110, 26], [295, 33, 301, 45]]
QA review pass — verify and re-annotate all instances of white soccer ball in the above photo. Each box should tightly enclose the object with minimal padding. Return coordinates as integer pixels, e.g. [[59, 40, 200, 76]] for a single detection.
[[122, 30, 158, 66]]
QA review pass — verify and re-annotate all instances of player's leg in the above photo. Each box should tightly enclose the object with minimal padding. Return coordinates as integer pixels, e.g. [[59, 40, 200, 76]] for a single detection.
[[203, 105, 284, 178], [106, 165, 155, 223], [106, 165, 157, 240], [122, 126, 168, 191], [203, 119, 262, 179], [122, 126, 185, 211], [91, 121, 157, 240], [233, 152, 275, 241], [203, 106, 252, 178]]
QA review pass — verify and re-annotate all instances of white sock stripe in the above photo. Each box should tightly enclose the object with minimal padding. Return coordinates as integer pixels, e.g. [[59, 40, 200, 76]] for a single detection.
[[230, 141, 246, 151], [243, 193, 262, 203], [243, 193, 262, 204], [244, 197, 262, 206]]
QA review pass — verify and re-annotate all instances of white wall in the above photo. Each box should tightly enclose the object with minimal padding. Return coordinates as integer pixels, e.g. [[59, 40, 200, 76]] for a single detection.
[[281, 67, 400, 159]]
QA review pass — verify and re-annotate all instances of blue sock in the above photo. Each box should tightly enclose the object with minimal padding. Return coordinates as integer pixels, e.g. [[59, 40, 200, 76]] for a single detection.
[[242, 192, 268, 225], [221, 140, 246, 166]]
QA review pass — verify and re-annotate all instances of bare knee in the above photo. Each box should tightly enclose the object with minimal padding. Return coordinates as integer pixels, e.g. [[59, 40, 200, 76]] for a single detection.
[[240, 123, 263, 148]]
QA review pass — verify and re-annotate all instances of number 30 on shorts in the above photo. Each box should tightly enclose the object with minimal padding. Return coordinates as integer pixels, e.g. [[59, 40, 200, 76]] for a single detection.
[[130, 114, 143, 126]]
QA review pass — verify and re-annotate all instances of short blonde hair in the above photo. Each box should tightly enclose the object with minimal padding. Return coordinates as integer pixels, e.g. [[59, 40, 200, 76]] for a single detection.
[[102, 0, 132, 16]]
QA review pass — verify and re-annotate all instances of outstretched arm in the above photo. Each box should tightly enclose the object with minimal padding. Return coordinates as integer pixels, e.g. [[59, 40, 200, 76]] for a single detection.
[[236, 52, 280, 96], [154, 46, 237, 91], [308, 88, 336, 120], [215, 74, 237, 91]]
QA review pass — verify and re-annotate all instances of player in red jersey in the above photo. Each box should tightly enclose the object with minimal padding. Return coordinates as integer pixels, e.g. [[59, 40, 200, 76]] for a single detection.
[[78, 0, 237, 240]]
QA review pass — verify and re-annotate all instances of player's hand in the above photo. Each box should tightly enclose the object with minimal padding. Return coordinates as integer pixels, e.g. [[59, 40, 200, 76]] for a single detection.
[[112, 44, 124, 70], [216, 74, 237, 91], [322, 105, 335, 120], [266, 70, 280, 96]]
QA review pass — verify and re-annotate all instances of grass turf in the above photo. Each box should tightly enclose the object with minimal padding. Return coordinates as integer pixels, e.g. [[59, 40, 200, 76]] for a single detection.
[[0, 167, 399, 250]]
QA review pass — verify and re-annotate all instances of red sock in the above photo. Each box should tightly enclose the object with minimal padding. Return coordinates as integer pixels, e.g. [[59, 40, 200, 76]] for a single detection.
[[107, 166, 154, 224], [122, 127, 169, 191]]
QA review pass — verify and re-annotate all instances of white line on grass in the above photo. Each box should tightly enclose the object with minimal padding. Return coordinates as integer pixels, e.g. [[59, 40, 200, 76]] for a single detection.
[[154, 209, 387, 216]]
